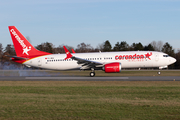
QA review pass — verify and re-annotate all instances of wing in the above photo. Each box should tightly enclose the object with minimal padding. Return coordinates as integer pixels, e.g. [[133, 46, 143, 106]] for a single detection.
[[63, 46, 103, 70]]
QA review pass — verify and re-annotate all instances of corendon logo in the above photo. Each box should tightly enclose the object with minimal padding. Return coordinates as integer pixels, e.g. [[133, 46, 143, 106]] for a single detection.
[[10, 29, 31, 55], [115, 52, 152, 61], [66, 52, 70, 55]]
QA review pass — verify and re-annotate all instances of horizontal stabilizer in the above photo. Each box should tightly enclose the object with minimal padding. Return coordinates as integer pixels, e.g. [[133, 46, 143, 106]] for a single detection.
[[6, 55, 29, 60]]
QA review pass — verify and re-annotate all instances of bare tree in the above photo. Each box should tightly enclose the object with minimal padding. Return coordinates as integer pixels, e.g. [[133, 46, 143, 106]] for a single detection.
[[75, 42, 94, 53], [95, 43, 104, 52], [4, 44, 16, 55], [26, 36, 31, 44], [35, 42, 54, 53], [0, 43, 3, 58], [175, 50, 180, 69], [150, 41, 163, 51], [0, 43, 3, 66], [2, 44, 15, 62], [54, 45, 74, 54]]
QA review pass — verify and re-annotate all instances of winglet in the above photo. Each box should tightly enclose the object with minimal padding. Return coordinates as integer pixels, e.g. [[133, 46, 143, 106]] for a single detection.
[[72, 49, 76, 53], [63, 46, 73, 60]]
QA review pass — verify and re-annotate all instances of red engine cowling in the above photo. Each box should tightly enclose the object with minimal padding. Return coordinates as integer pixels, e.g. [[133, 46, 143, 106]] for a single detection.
[[104, 62, 121, 73]]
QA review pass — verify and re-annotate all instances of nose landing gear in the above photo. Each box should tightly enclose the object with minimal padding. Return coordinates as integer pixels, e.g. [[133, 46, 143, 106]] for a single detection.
[[90, 68, 95, 77], [90, 72, 95, 77]]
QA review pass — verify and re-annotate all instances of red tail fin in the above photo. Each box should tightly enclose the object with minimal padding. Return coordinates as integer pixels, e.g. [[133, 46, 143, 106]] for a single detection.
[[63, 46, 73, 60], [8, 26, 51, 57], [72, 49, 76, 53]]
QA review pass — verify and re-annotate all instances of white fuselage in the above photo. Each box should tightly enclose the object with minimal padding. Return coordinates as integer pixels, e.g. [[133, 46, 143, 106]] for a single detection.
[[23, 51, 176, 70]]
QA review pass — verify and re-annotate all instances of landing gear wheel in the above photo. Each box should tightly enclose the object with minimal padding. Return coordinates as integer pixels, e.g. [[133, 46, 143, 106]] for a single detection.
[[157, 71, 161, 75], [90, 72, 95, 77]]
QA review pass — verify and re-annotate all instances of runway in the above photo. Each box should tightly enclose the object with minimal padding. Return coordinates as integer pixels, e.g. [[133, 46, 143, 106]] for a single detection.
[[0, 76, 180, 81]]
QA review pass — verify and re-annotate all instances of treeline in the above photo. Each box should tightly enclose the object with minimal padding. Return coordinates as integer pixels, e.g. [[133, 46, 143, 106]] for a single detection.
[[0, 40, 180, 69]]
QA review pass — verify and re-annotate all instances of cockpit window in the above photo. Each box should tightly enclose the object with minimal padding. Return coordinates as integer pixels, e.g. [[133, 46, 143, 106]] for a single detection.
[[163, 55, 169, 57]]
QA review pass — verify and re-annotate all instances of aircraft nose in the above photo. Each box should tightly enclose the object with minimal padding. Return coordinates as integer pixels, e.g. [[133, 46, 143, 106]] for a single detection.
[[170, 57, 176, 64]]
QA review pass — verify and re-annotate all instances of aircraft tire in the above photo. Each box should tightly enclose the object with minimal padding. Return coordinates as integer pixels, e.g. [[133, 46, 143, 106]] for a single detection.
[[90, 72, 95, 77]]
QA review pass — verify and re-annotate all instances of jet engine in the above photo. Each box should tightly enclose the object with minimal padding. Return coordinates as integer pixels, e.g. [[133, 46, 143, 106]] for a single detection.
[[104, 62, 121, 73]]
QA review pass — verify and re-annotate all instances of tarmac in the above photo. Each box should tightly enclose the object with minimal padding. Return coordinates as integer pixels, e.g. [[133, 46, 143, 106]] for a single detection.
[[0, 70, 180, 81], [0, 76, 180, 81]]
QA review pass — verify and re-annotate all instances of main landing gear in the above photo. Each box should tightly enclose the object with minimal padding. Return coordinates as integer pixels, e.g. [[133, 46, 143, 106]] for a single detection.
[[90, 68, 95, 77]]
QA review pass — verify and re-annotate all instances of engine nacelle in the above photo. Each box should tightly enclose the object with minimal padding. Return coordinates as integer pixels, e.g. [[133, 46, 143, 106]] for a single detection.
[[104, 62, 121, 73]]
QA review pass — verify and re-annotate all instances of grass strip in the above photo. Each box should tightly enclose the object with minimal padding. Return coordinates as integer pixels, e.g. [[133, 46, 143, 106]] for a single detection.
[[0, 81, 180, 120]]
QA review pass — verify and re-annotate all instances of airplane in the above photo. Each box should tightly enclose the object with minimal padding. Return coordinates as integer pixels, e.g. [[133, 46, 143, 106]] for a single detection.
[[8, 26, 176, 77]]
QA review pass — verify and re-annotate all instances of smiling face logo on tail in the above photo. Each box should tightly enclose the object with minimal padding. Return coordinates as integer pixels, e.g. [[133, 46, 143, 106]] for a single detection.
[[10, 28, 31, 55], [23, 46, 31, 55], [8, 26, 51, 58]]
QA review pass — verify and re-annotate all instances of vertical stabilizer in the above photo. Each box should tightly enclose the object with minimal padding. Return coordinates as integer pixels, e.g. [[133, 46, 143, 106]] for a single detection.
[[8, 26, 51, 57]]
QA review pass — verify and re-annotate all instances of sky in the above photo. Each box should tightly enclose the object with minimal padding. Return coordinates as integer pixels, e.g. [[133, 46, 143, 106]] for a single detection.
[[0, 0, 180, 52]]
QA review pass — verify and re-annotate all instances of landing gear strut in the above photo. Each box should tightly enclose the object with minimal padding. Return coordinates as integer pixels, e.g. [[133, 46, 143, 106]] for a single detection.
[[158, 67, 161, 75], [90, 68, 95, 77]]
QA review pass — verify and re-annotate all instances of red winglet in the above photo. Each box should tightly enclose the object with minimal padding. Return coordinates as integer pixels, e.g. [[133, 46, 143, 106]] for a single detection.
[[72, 49, 76, 53], [63, 46, 73, 60]]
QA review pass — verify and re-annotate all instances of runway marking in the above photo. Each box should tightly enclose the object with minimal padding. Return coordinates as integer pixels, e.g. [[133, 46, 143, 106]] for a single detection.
[[25, 77, 129, 80], [0, 76, 180, 81]]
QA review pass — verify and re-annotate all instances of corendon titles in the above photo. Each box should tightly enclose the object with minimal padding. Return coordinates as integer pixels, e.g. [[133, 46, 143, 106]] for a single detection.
[[10, 29, 31, 55], [115, 52, 152, 61], [10, 29, 26, 48]]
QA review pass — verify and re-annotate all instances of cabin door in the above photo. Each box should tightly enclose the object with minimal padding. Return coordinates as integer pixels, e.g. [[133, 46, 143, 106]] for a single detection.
[[38, 58, 42, 66], [155, 54, 159, 61]]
